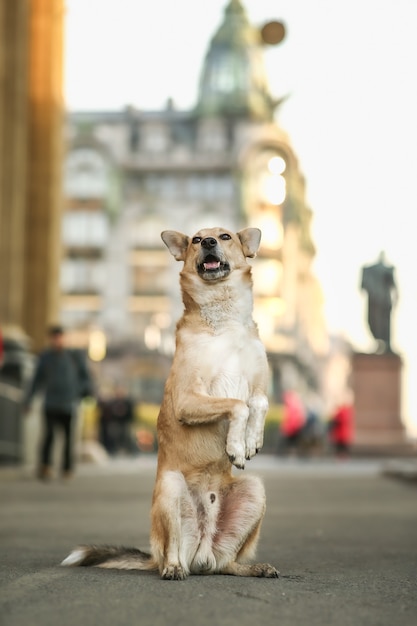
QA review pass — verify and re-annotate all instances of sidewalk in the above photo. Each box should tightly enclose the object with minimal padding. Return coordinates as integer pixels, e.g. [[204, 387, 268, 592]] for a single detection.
[[1, 455, 417, 626]]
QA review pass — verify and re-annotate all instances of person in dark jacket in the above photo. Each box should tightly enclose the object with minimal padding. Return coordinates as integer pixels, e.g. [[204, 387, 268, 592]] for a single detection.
[[24, 325, 93, 480], [109, 385, 139, 455]]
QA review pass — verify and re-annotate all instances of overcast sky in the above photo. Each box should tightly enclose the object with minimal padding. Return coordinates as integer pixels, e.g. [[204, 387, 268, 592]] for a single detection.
[[64, 0, 417, 433]]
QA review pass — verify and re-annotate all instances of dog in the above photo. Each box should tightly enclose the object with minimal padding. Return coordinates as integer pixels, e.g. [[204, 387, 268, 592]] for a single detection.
[[61, 227, 278, 580]]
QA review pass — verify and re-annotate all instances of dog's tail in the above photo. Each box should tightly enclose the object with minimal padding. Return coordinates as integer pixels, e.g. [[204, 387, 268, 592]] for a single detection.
[[61, 545, 158, 571]]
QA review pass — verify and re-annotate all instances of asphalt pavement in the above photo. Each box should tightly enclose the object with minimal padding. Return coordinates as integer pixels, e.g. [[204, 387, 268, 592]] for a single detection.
[[1, 454, 417, 626]]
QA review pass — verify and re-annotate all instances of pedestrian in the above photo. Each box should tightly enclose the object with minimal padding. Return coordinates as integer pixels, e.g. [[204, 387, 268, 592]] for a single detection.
[[24, 325, 94, 481], [328, 399, 354, 458], [97, 386, 118, 455], [108, 385, 139, 456], [279, 390, 306, 456]]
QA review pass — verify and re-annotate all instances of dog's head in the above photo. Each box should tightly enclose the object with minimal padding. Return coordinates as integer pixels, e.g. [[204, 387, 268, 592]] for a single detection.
[[161, 227, 261, 282]]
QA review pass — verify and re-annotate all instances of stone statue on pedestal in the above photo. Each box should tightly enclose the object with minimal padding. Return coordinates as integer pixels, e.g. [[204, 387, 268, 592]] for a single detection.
[[360, 252, 398, 353]]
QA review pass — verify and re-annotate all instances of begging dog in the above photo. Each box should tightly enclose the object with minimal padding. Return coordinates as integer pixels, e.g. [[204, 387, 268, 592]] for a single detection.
[[62, 227, 278, 580]]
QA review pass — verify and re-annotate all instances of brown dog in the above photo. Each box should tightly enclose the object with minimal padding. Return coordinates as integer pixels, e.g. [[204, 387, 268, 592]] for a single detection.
[[62, 227, 278, 580]]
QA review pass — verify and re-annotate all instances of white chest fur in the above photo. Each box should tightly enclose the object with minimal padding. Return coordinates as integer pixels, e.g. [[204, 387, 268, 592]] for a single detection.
[[184, 324, 267, 402]]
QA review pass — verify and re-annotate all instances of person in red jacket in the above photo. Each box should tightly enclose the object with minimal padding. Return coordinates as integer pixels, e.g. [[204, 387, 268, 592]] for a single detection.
[[328, 400, 354, 458], [280, 390, 306, 455]]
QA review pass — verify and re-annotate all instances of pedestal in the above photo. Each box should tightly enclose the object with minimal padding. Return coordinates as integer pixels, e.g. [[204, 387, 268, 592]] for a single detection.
[[351, 352, 407, 452]]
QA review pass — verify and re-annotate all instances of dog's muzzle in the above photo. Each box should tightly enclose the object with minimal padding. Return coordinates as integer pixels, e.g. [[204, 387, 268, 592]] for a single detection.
[[197, 237, 230, 281]]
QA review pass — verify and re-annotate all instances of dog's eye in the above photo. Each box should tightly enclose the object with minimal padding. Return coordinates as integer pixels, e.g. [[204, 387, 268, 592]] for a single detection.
[[219, 233, 231, 240], [192, 236, 202, 244]]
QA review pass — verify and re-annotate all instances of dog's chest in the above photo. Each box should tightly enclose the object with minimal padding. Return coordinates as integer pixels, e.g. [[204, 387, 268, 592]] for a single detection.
[[196, 327, 265, 400]]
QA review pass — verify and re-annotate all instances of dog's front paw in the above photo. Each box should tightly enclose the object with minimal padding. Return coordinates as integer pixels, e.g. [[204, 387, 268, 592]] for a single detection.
[[245, 436, 258, 460], [245, 427, 264, 460], [226, 441, 246, 470], [227, 405, 249, 469]]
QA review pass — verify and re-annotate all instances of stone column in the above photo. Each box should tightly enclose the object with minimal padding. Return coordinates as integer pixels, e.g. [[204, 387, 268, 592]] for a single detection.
[[24, 0, 65, 351], [0, 0, 64, 353], [0, 1, 30, 330]]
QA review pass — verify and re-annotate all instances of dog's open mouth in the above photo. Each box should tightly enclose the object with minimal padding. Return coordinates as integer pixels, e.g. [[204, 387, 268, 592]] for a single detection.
[[197, 254, 230, 280]]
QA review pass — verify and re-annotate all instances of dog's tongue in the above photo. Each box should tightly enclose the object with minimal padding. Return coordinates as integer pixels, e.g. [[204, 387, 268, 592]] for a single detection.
[[204, 261, 220, 270]]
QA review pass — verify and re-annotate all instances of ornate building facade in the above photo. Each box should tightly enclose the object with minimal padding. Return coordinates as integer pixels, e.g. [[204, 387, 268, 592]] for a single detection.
[[61, 0, 329, 403]]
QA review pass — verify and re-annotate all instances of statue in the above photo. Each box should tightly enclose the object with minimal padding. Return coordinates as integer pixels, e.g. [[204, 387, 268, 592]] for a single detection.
[[360, 252, 398, 353]]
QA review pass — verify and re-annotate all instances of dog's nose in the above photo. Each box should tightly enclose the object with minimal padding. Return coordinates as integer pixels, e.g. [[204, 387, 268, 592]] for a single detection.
[[201, 237, 217, 249]]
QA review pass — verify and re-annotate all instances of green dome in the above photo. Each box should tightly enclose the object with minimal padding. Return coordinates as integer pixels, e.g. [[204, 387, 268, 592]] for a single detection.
[[196, 0, 274, 120]]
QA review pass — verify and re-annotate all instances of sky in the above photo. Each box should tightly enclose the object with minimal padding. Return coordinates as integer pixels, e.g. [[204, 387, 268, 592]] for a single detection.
[[64, 0, 417, 435]]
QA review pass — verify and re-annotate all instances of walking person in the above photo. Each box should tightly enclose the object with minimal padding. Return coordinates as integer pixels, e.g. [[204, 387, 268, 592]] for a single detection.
[[279, 390, 306, 456], [108, 385, 139, 456], [328, 398, 354, 459], [97, 389, 117, 455], [24, 325, 93, 481]]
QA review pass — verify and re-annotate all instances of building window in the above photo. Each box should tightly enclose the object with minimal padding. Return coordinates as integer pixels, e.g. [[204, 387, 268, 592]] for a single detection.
[[62, 212, 109, 248], [197, 119, 227, 152], [185, 174, 233, 200], [160, 176, 178, 198], [131, 266, 169, 295], [61, 310, 97, 328], [61, 259, 105, 294], [142, 124, 169, 153], [64, 149, 108, 198], [129, 218, 166, 248], [129, 124, 139, 151]]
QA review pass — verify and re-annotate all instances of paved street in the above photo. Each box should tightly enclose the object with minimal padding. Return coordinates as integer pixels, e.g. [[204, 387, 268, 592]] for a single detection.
[[1, 455, 416, 626]]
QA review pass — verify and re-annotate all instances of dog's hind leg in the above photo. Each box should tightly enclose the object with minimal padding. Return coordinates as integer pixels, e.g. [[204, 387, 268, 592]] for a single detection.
[[213, 475, 279, 578], [151, 471, 199, 580]]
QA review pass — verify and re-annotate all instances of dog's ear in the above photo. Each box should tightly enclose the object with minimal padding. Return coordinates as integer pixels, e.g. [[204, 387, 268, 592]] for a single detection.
[[161, 230, 190, 261], [237, 228, 261, 258]]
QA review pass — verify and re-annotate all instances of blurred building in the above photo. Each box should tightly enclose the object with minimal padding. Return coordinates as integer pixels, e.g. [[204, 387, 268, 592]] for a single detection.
[[61, 0, 329, 402]]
